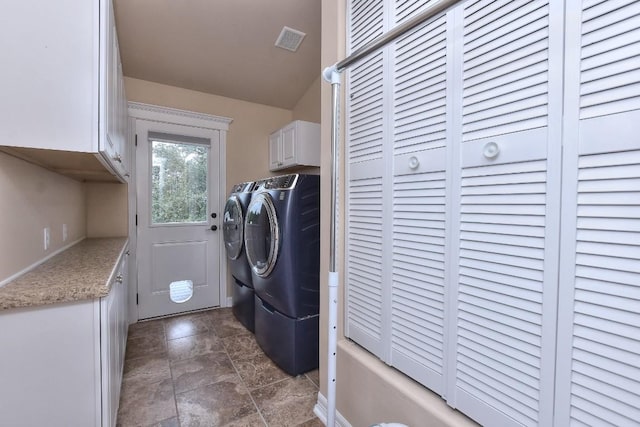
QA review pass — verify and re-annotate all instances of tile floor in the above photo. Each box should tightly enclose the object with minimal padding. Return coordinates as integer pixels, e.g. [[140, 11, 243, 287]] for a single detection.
[[117, 307, 323, 427]]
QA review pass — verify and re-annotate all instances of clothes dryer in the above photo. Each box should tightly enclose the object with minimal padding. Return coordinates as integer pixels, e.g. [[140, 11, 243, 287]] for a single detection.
[[244, 173, 320, 375], [223, 181, 255, 332], [245, 174, 320, 318]]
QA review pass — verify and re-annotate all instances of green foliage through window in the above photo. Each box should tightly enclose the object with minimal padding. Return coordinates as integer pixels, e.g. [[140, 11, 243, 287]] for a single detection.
[[151, 140, 208, 224]]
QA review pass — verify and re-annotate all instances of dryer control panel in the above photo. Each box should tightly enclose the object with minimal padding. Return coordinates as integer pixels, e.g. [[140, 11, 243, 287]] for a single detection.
[[259, 174, 299, 191], [231, 181, 255, 193]]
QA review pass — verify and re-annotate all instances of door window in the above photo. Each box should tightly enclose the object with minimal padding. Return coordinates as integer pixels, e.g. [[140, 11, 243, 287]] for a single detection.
[[244, 193, 279, 277], [151, 140, 208, 224]]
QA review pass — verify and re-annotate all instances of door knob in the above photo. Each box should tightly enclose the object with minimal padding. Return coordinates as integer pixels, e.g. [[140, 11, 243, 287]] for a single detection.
[[210, 225, 218, 231]]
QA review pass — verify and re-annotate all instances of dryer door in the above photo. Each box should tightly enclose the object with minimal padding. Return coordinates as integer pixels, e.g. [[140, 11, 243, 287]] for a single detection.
[[223, 196, 244, 260], [245, 192, 279, 277]]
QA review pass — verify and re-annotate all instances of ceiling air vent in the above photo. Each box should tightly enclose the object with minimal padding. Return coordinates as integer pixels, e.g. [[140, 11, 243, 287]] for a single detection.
[[275, 26, 306, 52]]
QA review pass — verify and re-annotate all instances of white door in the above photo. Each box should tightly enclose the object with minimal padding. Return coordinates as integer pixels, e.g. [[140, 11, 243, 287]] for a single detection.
[[136, 119, 221, 319]]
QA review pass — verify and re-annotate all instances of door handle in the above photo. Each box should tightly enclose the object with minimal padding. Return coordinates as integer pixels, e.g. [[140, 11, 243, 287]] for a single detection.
[[210, 225, 218, 231]]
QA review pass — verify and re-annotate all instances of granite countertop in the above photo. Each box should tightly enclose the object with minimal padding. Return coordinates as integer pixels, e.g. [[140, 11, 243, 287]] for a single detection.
[[0, 237, 128, 311]]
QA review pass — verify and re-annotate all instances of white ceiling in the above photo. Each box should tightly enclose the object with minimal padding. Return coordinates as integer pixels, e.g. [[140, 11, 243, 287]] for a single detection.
[[113, 0, 321, 110]]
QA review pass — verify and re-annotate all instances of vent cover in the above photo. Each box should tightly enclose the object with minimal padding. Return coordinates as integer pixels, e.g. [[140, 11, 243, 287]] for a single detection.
[[275, 26, 306, 52]]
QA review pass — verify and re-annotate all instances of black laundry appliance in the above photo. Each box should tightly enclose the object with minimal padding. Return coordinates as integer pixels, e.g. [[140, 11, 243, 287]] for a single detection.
[[223, 181, 256, 332], [244, 173, 320, 375]]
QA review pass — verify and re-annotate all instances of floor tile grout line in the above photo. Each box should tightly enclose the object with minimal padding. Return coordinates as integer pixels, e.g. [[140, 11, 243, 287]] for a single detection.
[[224, 335, 270, 427], [164, 320, 182, 427]]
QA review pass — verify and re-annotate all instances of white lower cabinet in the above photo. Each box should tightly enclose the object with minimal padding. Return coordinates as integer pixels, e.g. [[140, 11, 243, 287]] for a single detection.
[[101, 250, 129, 427], [0, 250, 129, 427]]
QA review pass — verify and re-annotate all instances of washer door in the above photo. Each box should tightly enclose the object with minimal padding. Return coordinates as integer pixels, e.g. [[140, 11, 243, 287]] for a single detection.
[[223, 196, 244, 260], [244, 193, 279, 277]]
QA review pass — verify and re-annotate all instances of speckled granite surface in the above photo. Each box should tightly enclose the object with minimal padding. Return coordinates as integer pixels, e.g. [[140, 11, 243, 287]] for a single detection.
[[0, 237, 128, 310]]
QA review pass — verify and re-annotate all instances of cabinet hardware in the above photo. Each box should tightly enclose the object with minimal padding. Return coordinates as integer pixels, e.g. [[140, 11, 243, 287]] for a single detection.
[[483, 142, 500, 159]]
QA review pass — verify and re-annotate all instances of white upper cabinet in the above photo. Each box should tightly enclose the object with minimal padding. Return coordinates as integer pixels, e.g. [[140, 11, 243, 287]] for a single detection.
[[0, 0, 129, 181], [103, 0, 128, 179], [268, 120, 320, 171]]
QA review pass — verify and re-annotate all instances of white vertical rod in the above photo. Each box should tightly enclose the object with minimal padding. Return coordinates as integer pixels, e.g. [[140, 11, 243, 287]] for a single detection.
[[323, 65, 341, 427], [327, 271, 339, 427]]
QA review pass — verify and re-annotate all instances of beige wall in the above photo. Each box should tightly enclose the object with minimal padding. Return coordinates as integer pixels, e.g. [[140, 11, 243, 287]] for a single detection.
[[293, 76, 321, 123], [85, 183, 128, 238], [0, 152, 86, 283], [320, 2, 476, 426], [124, 77, 293, 187]]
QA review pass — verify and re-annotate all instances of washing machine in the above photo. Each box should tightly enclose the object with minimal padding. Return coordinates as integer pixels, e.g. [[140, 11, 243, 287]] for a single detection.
[[244, 173, 320, 375], [223, 181, 256, 332]]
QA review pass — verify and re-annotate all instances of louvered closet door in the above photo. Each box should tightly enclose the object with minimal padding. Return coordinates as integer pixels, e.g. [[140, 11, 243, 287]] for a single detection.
[[555, 1, 640, 425], [345, 0, 387, 358], [449, 1, 562, 426], [389, 2, 450, 395]]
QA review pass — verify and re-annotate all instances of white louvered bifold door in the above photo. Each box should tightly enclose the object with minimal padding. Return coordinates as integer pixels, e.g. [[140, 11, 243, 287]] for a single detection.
[[345, 0, 387, 358], [448, 1, 563, 426], [389, 2, 450, 396], [555, 1, 640, 426]]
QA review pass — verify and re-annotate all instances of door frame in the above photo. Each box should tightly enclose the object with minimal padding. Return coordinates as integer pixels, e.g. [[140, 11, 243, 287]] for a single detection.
[[128, 101, 233, 322]]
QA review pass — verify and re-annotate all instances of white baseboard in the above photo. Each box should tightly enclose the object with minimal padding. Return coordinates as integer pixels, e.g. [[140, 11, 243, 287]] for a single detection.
[[314, 392, 352, 427]]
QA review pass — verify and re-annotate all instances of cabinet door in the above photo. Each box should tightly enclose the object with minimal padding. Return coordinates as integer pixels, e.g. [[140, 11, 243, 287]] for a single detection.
[[345, 0, 387, 359], [118, 62, 129, 179], [0, 0, 98, 152], [555, 1, 640, 425], [102, 0, 119, 165], [448, 2, 563, 426], [269, 131, 283, 170], [101, 250, 128, 427], [101, 0, 127, 179], [389, 3, 450, 395], [100, 282, 118, 427], [281, 124, 297, 167]]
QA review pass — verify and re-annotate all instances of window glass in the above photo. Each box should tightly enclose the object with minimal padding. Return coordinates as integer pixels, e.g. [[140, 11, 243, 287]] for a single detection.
[[151, 140, 208, 224]]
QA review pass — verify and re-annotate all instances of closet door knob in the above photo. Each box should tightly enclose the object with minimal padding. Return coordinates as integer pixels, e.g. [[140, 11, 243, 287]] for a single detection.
[[483, 142, 500, 159], [408, 156, 420, 170]]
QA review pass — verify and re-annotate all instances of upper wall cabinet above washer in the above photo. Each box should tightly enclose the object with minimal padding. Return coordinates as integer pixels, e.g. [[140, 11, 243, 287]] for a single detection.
[[269, 120, 320, 171], [0, 0, 129, 182]]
